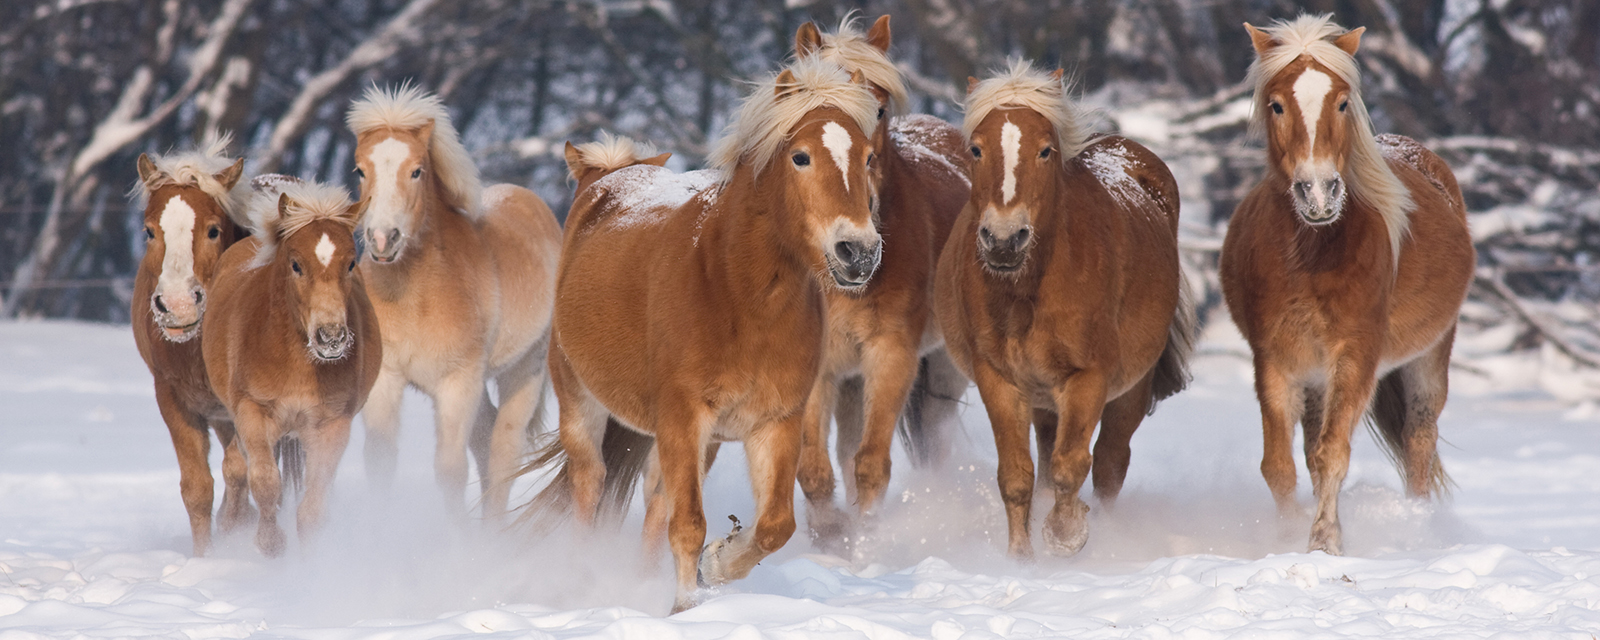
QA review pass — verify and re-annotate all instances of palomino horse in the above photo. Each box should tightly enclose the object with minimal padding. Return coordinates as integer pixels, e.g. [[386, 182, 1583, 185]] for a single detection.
[[203, 181, 381, 555], [528, 56, 882, 612], [347, 85, 563, 520], [1220, 15, 1474, 555], [130, 135, 251, 556], [789, 15, 972, 545], [935, 61, 1195, 559]]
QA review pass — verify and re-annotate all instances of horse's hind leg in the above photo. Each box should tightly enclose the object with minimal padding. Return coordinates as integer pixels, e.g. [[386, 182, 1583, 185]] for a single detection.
[[157, 385, 214, 556], [1397, 328, 1453, 498], [213, 420, 254, 533], [235, 401, 287, 557], [907, 349, 966, 466], [551, 348, 610, 525], [481, 347, 547, 523], [361, 368, 406, 492], [853, 333, 922, 514], [698, 413, 800, 592], [796, 372, 846, 549], [833, 376, 865, 502], [1092, 371, 1154, 506], [467, 398, 496, 512], [1043, 370, 1109, 557], [297, 417, 353, 543]]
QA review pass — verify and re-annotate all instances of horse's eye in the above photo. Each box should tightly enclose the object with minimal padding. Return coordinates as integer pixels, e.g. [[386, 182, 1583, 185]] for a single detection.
[[348, 259, 356, 272], [970, 146, 982, 159], [207, 226, 220, 240], [355, 168, 365, 179], [291, 260, 302, 276], [1039, 147, 1053, 160], [1270, 102, 1284, 115], [866, 153, 876, 166], [410, 168, 422, 179], [1339, 100, 1348, 112], [876, 107, 886, 119], [792, 152, 811, 167], [144, 227, 154, 241]]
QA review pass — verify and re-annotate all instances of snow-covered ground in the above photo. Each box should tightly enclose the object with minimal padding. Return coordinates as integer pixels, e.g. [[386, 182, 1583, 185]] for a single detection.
[[5, 319, 1600, 638]]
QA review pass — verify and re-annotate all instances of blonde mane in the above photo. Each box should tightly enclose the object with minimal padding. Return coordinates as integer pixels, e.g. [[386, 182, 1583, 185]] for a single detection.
[[246, 180, 357, 269], [810, 13, 909, 116], [962, 59, 1091, 160], [707, 56, 880, 180], [346, 84, 484, 219], [132, 131, 251, 227], [569, 132, 660, 180], [1247, 13, 1413, 260]]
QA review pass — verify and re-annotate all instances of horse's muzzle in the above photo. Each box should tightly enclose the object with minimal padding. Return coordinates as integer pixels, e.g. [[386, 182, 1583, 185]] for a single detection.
[[365, 228, 404, 264], [310, 323, 354, 362], [979, 225, 1032, 273], [151, 287, 205, 342], [1292, 175, 1346, 225], [829, 239, 882, 291]]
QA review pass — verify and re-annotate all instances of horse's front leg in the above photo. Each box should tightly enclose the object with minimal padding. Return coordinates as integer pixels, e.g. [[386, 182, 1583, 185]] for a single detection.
[[1252, 357, 1306, 519], [361, 366, 406, 493], [212, 419, 254, 533], [698, 412, 801, 588], [1043, 369, 1108, 557], [297, 416, 353, 543], [796, 371, 845, 549], [972, 362, 1035, 560], [235, 401, 286, 557], [155, 384, 214, 556], [1307, 349, 1378, 555], [853, 331, 922, 514], [482, 346, 548, 523], [655, 399, 712, 614], [431, 368, 488, 516]]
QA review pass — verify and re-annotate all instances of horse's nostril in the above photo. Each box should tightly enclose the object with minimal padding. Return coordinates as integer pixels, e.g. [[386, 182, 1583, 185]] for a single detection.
[[153, 295, 168, 314], [386, 229, 401, 246], [1014, 228, 1030, 246], [979, 227, 995, 246], [193, 290, 203, 305], [835, 241, 856, 264], [1293, 181, 1312, 201]]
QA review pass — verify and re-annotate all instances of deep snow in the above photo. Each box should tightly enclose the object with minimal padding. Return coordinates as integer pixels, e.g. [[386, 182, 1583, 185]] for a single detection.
[[4, 319, 1600, 638]]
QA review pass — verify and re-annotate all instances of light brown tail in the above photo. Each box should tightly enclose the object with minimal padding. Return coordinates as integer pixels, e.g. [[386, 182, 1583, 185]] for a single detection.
[[1367, 372, 1452, 497], [1149, 269, 1197, 412], [515, 418, 653, 526]]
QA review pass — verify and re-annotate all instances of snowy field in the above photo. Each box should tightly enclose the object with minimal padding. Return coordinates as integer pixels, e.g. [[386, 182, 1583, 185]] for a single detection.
[[5, 320, 1600, 638]]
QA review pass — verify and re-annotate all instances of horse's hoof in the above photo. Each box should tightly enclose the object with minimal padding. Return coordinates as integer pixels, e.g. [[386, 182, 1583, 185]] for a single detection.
[[697, 537, 732, 587], [1042, 500, 1089, 557], [256, 526, 287, 558], [1308, 532, 1343, 556], [805, 503, 851, 556]]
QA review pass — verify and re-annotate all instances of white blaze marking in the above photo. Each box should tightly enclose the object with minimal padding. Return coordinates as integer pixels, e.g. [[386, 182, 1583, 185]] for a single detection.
[[821, 121, 853, 192], [315, 233, 335, 267], [1000, 121, 1021, 204], [157, 195, 197, 293], [1293, 69, 1333, 161], [366, 137, 413, 232]]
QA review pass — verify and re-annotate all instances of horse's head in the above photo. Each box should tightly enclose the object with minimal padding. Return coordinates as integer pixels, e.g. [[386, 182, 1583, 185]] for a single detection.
[[352, 122, 430, 263], [136, 153, 245, 342], [793, 14, 899, 164], [962, 63, 1088, 276], [348, 84, 484, 264], [259, 187, 362, 363], [1246, 19, 1366, 226]]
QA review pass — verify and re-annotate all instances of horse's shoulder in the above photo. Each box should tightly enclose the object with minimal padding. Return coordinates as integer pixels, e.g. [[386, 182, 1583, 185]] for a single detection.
[[891, 114, 964, 155], [576, 166, 719, 235], [1374, 134, 1463, 215], [1073, 135, 1178, 219]]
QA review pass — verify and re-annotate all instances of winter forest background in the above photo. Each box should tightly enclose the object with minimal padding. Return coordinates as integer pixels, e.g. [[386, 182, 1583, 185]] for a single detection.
[[3, 0, 1599, 380]]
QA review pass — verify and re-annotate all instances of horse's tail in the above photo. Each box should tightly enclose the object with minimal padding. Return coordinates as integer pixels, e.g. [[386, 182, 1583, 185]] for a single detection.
[[1148, 268, 1198, 412], [1367, 371, 1453, 497], [516, 417, 654, 526], [274, 435, 304, 498], [897, 350, 966, 467]]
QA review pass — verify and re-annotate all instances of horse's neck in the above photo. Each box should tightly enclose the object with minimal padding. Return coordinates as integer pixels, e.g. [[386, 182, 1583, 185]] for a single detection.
[[701, 178, 815, 314], [1266, 176, 1384, 273]]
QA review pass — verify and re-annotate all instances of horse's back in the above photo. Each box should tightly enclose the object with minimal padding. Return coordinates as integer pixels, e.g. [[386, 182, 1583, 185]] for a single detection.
[[890, 115, 970, 239], [478, 183, 562, 369], [1078, 135, 1180, 234], [1376, 134, 1467, 222], [1381, 135, 1475, 363]]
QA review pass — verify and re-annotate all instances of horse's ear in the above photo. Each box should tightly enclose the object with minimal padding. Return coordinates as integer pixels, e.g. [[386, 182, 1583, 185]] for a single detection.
[[1244, 23, 1278, 56], [1050, 68, 1065, 83], [214, 157, 244, 191], [849, 69, 866, 85], [416, 119, 436, 146], [866, 15, 892, 52], [563, 141, 587, 177], [641, 151, 672, 167], [269, 192, 292, 239], [794, 22, 822, 57], [774, 69, 799, 99], [137, 154, 161, 188], [1333, 26, 1365, 56], [966, 76, 980, 96]]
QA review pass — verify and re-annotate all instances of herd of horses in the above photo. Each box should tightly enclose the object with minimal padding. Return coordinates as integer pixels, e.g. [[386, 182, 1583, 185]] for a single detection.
[[128, 13, 1474, 612]]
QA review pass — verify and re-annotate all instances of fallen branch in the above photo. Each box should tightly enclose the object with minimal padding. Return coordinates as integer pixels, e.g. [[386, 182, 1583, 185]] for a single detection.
[[1474, 272, 1600, 369]]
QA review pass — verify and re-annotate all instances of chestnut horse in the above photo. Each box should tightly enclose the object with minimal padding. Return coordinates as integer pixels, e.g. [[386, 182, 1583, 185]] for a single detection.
[[203, 181, 381, 555], [1220, 15, 1474, 555], [789, 15, 972, 545], [525, 56, 882, 612], [130, 136, 251, 556], [347, 85, 563, 520], [935, 61, 1195, 559]]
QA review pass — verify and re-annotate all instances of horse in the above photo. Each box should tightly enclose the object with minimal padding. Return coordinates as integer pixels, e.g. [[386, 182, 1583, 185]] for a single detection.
[[788, 14, 973, 546], [935, 61, 1195, 559], [524, 56, 882, 612], [130, 135, 252, 556], [346, 85, 563, 521], [202, 181, 381, 556], [1220, 15, 1474, 555]]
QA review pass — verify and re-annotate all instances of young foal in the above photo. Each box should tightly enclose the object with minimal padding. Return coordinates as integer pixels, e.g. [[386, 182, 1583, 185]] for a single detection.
[[347, 85, 563, 520], [936, 61, 1195, 559], [790, 15, 972, 543], [1220, 15, 1474, 555], [530, 57, 881, 612], [203, 182, 381, 556], [130, 137, 251, 556]]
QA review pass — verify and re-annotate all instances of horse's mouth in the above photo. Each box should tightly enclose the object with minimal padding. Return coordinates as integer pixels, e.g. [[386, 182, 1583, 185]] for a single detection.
[[158, 320, 201, 342], [369, 252, 399, 265], [983, 260, 1025, 274], [826, 258, 874, 292], [309, 336, 354, 363]]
